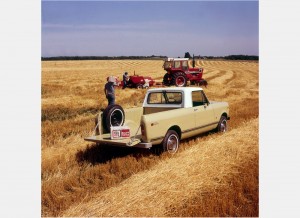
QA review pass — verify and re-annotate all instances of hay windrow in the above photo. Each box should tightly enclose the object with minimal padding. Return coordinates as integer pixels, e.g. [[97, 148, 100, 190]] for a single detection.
[[42, 59, 259, 216]]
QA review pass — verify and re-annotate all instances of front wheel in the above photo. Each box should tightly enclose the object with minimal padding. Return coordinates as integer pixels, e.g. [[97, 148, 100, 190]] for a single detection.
[[216, 116, 228, 133], [163, 73, 171, 86], [199, 79, 208, 87], [136, 84, 143, 89], [162, 130, 179, 154]]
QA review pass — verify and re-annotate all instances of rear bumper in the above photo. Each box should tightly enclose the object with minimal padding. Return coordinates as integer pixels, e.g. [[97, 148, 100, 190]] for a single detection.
[[84, 134, 152, 149]]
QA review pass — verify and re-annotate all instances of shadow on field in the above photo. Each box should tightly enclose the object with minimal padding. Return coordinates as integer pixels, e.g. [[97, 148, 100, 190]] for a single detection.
[[76, 143, 157, 165]]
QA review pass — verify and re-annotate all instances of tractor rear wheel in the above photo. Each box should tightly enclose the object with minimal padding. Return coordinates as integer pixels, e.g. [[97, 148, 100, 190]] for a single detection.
[[172, 72, 187, 87]]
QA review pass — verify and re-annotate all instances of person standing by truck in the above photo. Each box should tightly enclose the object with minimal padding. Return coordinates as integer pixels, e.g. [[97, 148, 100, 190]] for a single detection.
[[104, 76, 116, 106], [122, 72, 129, 89]]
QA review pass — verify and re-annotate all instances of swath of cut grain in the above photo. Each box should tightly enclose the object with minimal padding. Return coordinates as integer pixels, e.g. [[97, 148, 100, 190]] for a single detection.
[[63, 118, 258, 217], [42, 59, 259, 216], [209, 70, 234, 84]]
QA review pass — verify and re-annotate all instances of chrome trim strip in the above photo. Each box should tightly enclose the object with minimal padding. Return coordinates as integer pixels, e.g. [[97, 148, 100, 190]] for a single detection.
[[182, 122, 219, 134]]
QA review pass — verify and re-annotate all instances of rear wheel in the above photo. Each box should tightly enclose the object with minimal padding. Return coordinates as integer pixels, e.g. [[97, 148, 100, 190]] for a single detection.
[[172, 72, 187, 87], [162, 130, 179, 154], [102, 104, 125, 132]]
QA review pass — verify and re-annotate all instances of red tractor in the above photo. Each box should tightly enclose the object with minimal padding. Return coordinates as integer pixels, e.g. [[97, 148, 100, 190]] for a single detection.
[[162, 57, 207, 87], [118, 75, 155, 89]]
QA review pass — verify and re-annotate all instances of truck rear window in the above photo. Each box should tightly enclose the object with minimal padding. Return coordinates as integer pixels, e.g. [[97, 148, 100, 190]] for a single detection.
[[147, 92, 182, 104]]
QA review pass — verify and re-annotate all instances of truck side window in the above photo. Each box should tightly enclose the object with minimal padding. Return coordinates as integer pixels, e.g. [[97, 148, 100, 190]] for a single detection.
[[148, 92, 166, 104], [192, 91, 204, 107]]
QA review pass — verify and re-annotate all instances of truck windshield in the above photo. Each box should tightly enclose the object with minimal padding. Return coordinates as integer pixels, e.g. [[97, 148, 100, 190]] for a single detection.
[[147, 92, 182, 104]]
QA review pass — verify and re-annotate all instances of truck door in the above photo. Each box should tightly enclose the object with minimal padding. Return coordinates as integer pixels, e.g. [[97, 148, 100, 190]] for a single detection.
[[192, 91, 216, 131]]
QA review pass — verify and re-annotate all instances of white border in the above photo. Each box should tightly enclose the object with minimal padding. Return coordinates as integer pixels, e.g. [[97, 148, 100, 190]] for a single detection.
[[0, 0, 41, 217]]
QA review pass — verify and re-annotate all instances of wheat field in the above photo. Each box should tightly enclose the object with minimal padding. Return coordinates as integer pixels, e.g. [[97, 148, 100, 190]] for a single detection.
[[42, 59, 259, 217]]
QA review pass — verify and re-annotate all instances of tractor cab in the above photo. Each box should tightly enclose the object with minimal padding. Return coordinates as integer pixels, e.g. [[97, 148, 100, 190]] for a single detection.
[[163, 58, 189, 71]]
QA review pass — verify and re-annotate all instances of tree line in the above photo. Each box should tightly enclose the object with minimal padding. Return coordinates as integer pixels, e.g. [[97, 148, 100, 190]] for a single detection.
[[184, 52, 258, 60], [42, 54, 258, 61], [41, 55, 167, 61]]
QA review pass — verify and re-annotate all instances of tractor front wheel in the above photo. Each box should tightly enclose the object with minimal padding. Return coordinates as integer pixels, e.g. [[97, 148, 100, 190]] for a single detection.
[[172, 72, 187, 87], [199, 79, 208, 87], [136, 84, 143, 89], [163, 73, 171, 86]]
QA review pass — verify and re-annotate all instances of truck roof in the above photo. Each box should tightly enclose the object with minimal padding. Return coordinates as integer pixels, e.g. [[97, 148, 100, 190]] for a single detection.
[[144, 87, 205, 108], [147, 87, 203, 92]]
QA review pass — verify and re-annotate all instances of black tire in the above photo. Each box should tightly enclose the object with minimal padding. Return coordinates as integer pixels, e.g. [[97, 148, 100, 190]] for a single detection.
[[162, 130, 179, 154], [172, 72, 187, 87], [216, 116, 227, 133], [199, 79, 208, 87], [136, 84, 143, 89], [102, 104, 125, 132], [163, 73, 171, 86]]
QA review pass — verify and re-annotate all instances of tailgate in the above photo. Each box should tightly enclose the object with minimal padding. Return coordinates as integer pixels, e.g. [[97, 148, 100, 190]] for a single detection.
[[84, 133, 152, 148]]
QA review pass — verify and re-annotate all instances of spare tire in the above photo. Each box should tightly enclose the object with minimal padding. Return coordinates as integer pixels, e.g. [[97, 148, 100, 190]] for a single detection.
[[102, 104, 125, 132]]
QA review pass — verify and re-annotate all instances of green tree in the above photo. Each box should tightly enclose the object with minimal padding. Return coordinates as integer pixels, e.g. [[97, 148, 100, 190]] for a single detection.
[[184, 52, 191, 59]]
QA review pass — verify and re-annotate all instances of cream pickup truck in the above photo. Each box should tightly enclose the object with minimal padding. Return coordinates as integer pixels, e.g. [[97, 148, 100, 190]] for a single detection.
[[85, 87, 230, 153]]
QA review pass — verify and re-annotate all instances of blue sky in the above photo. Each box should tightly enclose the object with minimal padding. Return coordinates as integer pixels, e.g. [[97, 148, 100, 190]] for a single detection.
[[42, 1, 258, 57]]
